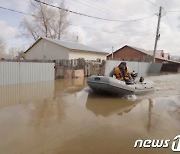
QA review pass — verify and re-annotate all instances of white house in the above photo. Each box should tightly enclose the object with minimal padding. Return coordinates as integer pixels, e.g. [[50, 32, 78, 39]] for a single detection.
[[25, 37, 108, 60]]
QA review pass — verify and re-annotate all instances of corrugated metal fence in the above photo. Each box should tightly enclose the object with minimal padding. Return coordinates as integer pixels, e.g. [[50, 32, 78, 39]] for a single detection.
[[104, 60, 162, 76], [0, 61, 55, 85]]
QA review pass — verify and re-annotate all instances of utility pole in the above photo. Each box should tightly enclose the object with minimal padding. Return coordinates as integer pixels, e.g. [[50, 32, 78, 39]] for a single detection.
[[112, 46, 114, 60], [153, 6, 162, 63]]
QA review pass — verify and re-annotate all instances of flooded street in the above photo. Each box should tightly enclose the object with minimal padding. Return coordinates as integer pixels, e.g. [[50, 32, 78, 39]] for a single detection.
[[0, 74, 179, 154]]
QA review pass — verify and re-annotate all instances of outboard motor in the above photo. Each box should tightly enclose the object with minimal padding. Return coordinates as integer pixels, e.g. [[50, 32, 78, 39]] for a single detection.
[[131, 71, 138, 80], [139, 76, 144, 83]]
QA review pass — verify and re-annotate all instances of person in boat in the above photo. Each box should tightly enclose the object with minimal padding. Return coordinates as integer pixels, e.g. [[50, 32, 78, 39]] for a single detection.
[[109, 62, 133, 84]]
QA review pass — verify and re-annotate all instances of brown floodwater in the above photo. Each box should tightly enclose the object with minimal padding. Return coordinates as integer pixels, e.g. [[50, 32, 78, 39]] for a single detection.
[[0, 74, 179, 154]]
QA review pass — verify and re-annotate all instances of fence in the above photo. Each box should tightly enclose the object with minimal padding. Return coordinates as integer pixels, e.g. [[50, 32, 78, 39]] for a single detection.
[[55, 59, 105, 79], [161, 63, 180, 72], [0, 60, 55, 85], [104, 60, 162, 77]]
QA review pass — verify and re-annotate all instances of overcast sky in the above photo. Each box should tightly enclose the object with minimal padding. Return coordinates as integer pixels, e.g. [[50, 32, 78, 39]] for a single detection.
[[0, 0, 180, 56]]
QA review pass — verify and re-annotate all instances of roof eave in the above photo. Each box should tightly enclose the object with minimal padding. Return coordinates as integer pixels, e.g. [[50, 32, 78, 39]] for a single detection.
[[24, 37, 42, 53], [70, 49, 108, 55]]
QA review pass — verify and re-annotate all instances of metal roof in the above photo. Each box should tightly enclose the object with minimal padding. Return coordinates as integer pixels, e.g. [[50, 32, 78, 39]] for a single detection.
[[128, 45, 152, 56], [125, 45, 170, 59], [108, 45, 171, 60], [42, 37, 108, 54]]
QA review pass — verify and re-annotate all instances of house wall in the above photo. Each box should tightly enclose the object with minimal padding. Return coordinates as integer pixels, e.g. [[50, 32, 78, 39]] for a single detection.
[[26, 40, 44, 59], [26, 39, 69, 60], [107, 46, 148, 61], [155, 58, 166, 63], [69, 50, 107, 60], [26, 39, 107, 60]]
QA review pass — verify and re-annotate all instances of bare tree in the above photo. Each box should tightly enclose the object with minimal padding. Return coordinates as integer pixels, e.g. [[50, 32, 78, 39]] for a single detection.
[[52, 1, 70, 39], [0, 37, 6, 54], [19, 0, 69, 41]]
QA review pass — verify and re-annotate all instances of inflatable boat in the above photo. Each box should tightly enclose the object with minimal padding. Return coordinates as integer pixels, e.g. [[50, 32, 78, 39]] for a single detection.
[[87, 75, 155, 96]]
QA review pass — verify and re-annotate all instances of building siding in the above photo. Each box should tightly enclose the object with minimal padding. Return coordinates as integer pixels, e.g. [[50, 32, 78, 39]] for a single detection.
[[26, 40, 44, 59], [68, 50, 107, 60], [107, 46, 174, 63], [107, 46, 148, 61], [43, 40, 69, 60], [26, 39, 107, 60], [26, 39, 69, 60]]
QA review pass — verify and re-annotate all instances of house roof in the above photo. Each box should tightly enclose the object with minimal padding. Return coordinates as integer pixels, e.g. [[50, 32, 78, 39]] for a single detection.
[[108, 45, 170, 60], [107, 45, 151, 57], [164, 53, 170, 59], [126, 46, 167, 59], [25, 37, 108, 55], [128, 45, 152, 56]]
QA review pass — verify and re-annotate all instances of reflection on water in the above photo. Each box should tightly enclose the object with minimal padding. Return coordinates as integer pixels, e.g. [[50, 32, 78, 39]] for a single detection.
[[86, 93, 138, 117], [147, 99, 153, 132], [0, 81, 55, 109], [0, 78, 86, 109], [0, 74, 180, 154]]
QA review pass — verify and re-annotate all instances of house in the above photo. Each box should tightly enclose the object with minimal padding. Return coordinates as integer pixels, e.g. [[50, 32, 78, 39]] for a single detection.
[[107, 45, 171, 63], [25, 37, 108, 60]]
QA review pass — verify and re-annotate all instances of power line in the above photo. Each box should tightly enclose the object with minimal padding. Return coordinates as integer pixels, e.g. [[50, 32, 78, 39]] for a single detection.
[[70, 0, 134, 20], [67, 19, 155, 34], [33, 0, 122, 22], [165, 14, 180, 41], [158, 0, 163, 7], [0, 1, 156, 23], [71, 0, 112, 13], [165, 15, 174, 32], [66, 0, 112, 19], [0, 6, 154, 33], [0, 4, 156, 37], [81, 0, 159, 22], [24, 0, 153, 22], [64, 22, 119, 34], [146, 0, 159, 7], [33, 0, 155, 22], [0, 6, 107, 33], [0, 6, 33, 16], [164, 14, 180, 56]]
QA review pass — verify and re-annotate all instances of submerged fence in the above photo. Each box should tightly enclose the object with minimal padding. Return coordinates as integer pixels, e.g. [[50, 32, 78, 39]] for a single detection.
[[55, 59, 106, 79], [0, 60, 55, 85], [0, 59, 105, 84]]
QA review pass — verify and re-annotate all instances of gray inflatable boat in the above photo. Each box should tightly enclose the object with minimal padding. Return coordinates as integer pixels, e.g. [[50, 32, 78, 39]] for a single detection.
[[87, 75, 155, 96]]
